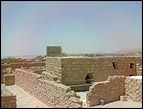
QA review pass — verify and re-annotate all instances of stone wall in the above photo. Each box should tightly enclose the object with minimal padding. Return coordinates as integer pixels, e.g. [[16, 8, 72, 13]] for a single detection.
[[1, 62, 45, 83], [69, 84, 92, 91], [43, 57, 61, 82], [135, 56, 142, 64], [1, 64, 11, 69], [15, 69, 82, 108], [125, 76, 142, 102], [46, 46, 62, 56], [45, 56, 137, 85], [135, 56, 142, 75], [1, 67, 14, 83], [2, 62, 45, 69], [136, 63, 142, 75], [3, 73, 15, 86], [1, 85, 16, 108], [22, 62, 45, 68], [86, 76, 126, 107]]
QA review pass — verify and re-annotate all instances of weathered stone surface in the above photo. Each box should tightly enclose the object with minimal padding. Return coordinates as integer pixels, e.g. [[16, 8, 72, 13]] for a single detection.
[[136, 63, 142, 75], [44, 57, 61, 82], [45, 56, 140, 85], [3, 73, 15, 86], [46, 46, 62, 56], [15, 69, 82, 108], [6, 67, 13, 73], [125, 76, 142, 102], [1, 85, 16, 108], [86, 76, 126, 107], [1, 62, 45, 83], [120, 95, 128, 101]]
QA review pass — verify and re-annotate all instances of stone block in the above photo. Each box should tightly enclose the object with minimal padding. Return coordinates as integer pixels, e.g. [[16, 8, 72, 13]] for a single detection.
[[3, 73, 15, 86], [120, 95, 128, 101]]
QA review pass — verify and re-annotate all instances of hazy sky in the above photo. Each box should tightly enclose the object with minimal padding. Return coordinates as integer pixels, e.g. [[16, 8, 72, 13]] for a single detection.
[[1, 1, 142, 57]]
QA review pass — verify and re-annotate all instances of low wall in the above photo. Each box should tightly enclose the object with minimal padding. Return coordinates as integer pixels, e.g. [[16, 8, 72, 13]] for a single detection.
[[1, 85, 16, 108], [1, 62, 45, 83], [3, 73, 15, 86], [68, 84, 92, 91], [15, 69, 82, 108], [125, 76, 142, 102], [86, 76, 126, 107], [1, 67, 13, 83], [2, 62, 45, 69]]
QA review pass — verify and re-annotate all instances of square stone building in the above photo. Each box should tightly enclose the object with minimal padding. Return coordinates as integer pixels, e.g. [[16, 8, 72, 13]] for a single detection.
[[43, 56, 140, 85], [43, 46, 141, 90]]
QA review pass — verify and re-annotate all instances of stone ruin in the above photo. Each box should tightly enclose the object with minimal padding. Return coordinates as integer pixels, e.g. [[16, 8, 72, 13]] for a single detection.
[[86, 75, 142, 106], [46, 46, 62, 56], [1, 84, 16, 108], [43, 56, 141, 91], [1, 61, 45, 83], [1, 46, 142, 108]]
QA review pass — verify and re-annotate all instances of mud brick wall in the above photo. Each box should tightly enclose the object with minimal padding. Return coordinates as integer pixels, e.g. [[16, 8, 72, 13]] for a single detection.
[[125, 77, 142, 102], [60, 56, 136, 85], [86, 76, 126, 107], [1, 85, 16, 108], [3, 73, 15, 86], [15, 69, 82, 108]]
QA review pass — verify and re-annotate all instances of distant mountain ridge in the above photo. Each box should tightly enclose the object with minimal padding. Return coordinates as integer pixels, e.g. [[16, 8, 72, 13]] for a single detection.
[[2, 54, 41, 59], [114, 48, 142, 55], [14, 54, 38, 59], [2, 48, 142, 59]]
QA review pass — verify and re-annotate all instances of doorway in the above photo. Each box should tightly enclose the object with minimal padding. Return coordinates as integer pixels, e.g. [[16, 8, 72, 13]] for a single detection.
[[85, 73, 93, 84]]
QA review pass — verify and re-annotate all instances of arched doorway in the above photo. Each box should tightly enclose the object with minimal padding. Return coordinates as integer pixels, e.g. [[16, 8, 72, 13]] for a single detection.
[[85, 73, 93, 84]]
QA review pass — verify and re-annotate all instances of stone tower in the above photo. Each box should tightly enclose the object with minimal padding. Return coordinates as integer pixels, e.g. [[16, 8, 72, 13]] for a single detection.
[[46, 46, 62, 56]]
